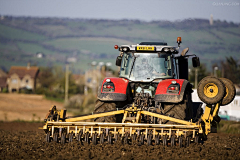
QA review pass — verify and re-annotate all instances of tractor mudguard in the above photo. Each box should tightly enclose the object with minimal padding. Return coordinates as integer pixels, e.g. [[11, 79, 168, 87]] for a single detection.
[[154, 79, 189, 103], [97, 77, 129, 101]]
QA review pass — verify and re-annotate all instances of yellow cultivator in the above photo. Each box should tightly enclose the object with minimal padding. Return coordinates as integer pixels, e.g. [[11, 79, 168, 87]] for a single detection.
[[42, 100, 229, 147]]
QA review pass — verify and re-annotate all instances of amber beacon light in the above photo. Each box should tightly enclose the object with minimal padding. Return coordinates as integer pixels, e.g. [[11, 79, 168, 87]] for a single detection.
[[177, 37, 182, 47]]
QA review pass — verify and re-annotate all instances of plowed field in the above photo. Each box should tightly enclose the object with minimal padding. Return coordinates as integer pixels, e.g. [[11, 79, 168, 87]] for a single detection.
[[0, 122, 240, 160], [0, 93, 67, 121]]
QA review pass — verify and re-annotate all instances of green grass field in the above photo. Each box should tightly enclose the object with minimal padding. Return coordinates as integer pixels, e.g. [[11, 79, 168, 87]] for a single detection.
[[0, 17, 239, 72]]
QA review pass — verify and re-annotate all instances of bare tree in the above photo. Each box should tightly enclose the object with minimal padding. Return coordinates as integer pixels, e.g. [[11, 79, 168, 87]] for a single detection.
[[222, 57, 240, 84]]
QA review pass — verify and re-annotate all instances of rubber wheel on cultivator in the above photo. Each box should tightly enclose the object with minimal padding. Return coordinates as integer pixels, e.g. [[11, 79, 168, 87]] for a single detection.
[[147, 134, 152, 146], [194, 135, 199, 143], [100, 134, 105, 144], [155, 134, 160, 145], [46, 132, 51, 142], [84, 132, 90, 144], [139, 134, 144, 145], [162, 135, 167, 146], [186, 136, 191, 147], [197, 76, 225, 104], [171, 136, 175, 147], [108, 134, 112, 144], [78, 130, 83, 142], [94, 100, 117, 122], [115, 133, 121, 143], [61, 133, 66, 144], [131, 133, 137, 145], [123, 133, 129, 145], [53, 133, 58, 143], [219, 78, 236, 106], [92, 133, 97, 145], [178, 136, 183, 148], [69, 132, 73, 143]]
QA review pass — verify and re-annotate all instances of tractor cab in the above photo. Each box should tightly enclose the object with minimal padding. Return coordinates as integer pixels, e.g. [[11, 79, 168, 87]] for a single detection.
[[115, 37, 200, 82], [116, 43, 178, 82]]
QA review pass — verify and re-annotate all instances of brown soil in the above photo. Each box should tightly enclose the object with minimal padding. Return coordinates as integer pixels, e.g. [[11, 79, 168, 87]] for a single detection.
[[0, 122, 240, 160], [0, 93, 71, 121]]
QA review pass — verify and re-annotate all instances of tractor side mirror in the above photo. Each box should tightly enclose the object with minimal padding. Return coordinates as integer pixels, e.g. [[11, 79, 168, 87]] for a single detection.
[[192, 57, 200, 68], [116, 56, 122, 66]]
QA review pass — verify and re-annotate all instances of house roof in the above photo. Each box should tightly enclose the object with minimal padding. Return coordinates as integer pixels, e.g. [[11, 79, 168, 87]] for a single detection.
[[72, 74, 83, 80], [8, 66, 39, 79], [0, 69, 7, 78]]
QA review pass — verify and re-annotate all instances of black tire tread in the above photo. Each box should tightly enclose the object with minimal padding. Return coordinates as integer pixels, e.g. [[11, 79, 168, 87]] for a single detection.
[[220, 78, 236, 106], [94, 100, 117, 122], [162, 87, 193, 124]]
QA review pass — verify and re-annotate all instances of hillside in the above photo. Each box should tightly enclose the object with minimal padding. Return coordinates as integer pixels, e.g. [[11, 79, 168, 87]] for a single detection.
[[0, 16, 240, 72]]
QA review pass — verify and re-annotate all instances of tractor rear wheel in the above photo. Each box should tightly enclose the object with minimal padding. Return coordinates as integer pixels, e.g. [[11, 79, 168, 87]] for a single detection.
[[219, 78, 236, 106], [94, 100, 117, 122], [162, 88, 193, 124], [197, 76, 225, 104]]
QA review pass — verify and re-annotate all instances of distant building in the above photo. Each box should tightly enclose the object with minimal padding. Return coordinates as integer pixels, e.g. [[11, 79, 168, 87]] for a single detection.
[[210, 14, 214, 26], [84, 65, 115, 95], [7, 64, 39, 92], [36, 52, 45, 58], [67, 57, 77, 63], [72, 74, 84, 86], [0, 69, 7, 92]]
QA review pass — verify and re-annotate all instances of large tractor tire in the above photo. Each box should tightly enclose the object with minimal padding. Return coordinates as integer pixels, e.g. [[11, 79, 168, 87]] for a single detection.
[[94, 100, 117, 122], [192, 102, 203, 122], [197, 76, 225, 104], [162, 88, 193, 124], [220, 78, 236, 106]]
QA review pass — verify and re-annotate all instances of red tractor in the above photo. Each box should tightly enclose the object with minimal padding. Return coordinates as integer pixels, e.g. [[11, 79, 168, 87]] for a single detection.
[[94, 37, 202, 124], [42, 37, 235, 145]]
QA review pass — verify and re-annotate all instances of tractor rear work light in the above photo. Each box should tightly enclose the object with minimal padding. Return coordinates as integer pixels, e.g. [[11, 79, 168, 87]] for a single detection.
[[122, 47, 129, 52], [106, 85, 114, 89], [171, 80, 177, 84], [102, 80, 115, 92], [162, 47, 178, 53], [167, 83, 180, 94], [119, 47, 130, 52], [164, 48, 169, 52]]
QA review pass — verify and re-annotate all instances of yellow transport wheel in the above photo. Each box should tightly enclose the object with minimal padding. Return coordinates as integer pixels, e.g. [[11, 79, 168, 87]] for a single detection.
[[197, 76, 225, 104], [219, 78, 236, 106]]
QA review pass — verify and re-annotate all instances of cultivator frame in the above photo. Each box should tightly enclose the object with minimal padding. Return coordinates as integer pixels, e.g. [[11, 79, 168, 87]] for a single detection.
[[42, 102, 221, 146]]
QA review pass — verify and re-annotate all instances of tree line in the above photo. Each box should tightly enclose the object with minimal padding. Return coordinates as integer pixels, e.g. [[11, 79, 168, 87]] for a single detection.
[[189, 56, 240, 88]]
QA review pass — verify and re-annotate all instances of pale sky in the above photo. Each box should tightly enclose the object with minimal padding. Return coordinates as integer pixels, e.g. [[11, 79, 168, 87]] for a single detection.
[[0, 0, 240, 23]]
